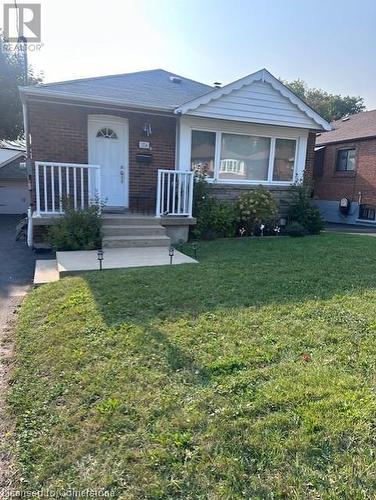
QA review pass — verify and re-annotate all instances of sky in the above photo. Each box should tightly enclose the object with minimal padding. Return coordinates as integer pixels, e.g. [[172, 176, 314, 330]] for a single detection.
[[3, 0, 376, 108]]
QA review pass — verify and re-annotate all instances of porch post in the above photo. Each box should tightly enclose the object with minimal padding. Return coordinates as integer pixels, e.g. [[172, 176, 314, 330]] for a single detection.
[[35, 162, 41, 216], [188, 171, 194, 217], [156, 169, 162, 217]]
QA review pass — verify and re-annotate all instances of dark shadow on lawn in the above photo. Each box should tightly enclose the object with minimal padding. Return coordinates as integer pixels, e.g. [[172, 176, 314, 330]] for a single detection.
[[83, 233, 376, 329]]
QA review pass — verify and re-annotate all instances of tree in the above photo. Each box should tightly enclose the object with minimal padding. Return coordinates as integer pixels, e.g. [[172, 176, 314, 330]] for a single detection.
[[0, 36, 42, 140], [283, 78, 365, 123]]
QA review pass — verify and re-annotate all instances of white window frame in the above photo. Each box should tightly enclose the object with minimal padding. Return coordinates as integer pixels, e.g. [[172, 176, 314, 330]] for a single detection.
[[190, 127, 298, 186]]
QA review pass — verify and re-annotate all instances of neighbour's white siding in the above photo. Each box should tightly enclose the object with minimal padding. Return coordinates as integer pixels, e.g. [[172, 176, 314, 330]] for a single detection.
[[186, 81, 318, 129], [0, 180, 29, 214]]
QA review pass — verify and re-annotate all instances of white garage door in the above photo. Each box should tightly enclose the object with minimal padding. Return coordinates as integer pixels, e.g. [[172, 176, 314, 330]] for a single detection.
[[0, 180, 29, 214]]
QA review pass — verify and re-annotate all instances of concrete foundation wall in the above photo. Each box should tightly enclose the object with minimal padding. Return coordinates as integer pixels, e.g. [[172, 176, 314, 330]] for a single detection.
[[313, 199, 376, 226]]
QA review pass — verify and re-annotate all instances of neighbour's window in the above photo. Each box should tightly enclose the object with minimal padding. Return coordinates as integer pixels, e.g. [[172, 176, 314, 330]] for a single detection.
[[273, 138, 296, 181], [359, 205, 376, 221], [96, 128, 118, 139], [191, 130, 216, 178], [336, 148, 356, 171], [219, 133, 271, 181]]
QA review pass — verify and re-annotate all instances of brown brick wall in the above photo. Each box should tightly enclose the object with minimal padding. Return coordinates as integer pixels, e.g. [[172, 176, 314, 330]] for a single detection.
[[28, 100, 176, 212], [304, 132, 316, 185], [314, 138, 376, 205]]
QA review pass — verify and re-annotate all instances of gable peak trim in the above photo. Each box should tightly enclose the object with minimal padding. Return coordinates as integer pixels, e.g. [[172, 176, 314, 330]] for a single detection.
[[175, 68, 331, 131]]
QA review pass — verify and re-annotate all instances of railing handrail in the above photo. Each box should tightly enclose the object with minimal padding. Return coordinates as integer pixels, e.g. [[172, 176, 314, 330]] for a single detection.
[[156, 169, 194, 218], [34, 161, 101, 216], [35, 161, 101, 169], [158, 168, 193, 175]]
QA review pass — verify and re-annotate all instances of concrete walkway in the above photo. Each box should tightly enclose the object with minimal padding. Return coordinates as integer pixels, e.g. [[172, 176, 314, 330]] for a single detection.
[[35, 246, 197, 282]]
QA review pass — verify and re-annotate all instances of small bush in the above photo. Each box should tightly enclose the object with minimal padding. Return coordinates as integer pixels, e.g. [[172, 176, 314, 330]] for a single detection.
[[237, 188, 278, 235], [193, 197, 237, 239], [192, 174, 237, 239], [47, 199, 102, 251], [286, 222, 308, 237], [288, 185, 324, 235]]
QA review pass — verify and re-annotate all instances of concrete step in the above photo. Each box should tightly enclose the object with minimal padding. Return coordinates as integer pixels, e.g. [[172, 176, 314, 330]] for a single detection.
[[102, 225, 167, 237], [102, 215, 160, 226], [34, 259, 59, 285], [102, 235, 171, 248]]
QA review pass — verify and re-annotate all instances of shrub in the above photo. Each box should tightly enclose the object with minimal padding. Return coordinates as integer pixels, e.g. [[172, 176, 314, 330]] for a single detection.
[[47, 199, 102, 251], [287, 185, 324, 235], [192, 174, 237, 239], [237, 188, 278, 235], [286, 222, 308, 237]]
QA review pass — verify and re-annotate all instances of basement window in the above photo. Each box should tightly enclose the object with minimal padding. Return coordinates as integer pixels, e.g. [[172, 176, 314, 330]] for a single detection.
[[359, 205, 376, 221], [336, 148, 356, 171]]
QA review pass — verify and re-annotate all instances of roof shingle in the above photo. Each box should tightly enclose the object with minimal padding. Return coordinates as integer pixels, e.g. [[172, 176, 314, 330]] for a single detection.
[[22, 69, 212, 110], [316, 110, 376, 145]]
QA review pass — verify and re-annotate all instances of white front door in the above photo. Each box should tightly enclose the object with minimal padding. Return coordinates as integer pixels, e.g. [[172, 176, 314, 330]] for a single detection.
[[88, 115, 129, 208]]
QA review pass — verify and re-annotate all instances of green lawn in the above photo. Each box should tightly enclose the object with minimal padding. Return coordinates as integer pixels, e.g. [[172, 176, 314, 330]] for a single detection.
[[9, 234, 376, 498]]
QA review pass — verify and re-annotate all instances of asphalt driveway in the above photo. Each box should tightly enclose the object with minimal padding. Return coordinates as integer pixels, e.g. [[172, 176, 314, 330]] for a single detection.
[[0, 215, 36, 331]]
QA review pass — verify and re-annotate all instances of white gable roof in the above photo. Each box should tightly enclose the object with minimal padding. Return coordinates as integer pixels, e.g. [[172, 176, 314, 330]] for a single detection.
[[175, 69, 331, 131]]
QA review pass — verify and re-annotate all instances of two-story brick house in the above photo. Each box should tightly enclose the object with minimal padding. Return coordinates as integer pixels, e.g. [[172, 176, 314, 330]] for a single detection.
[[314, 110, 376, 224]]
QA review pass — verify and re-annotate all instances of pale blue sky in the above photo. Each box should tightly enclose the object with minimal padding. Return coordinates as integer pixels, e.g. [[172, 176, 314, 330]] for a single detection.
[[17, 0, 376, 108]]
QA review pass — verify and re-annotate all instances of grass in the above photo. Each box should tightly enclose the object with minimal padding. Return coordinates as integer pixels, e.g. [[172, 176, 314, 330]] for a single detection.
[[9, 233, 376, 498]]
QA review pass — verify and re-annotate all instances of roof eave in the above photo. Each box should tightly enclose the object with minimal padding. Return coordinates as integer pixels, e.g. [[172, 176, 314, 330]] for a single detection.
[[0, 152, 25, 169], [316, 134, 376, 147], [19, 87, 175, 113]]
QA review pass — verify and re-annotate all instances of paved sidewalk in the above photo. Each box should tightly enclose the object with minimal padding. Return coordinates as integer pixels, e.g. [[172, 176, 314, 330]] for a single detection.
[[325, 223, 376, 235]]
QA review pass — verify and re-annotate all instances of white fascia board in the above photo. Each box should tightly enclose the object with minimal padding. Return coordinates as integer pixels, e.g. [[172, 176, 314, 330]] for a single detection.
[[175, 68, 331, 132]]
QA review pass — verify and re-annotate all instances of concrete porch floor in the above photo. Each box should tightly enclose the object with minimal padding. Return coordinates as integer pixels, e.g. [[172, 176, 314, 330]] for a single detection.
[[34, 247, 197, 284]]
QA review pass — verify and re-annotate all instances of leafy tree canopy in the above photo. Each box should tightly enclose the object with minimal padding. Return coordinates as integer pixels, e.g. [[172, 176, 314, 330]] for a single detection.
[[0, 36, 42, 140], [283, 78, 365, 123]]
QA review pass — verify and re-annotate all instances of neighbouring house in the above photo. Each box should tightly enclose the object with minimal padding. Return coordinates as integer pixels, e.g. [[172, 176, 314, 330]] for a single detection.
[[19, 68, 330, 247], [0, 140, 28, 215], [314, 110, 376, 225]]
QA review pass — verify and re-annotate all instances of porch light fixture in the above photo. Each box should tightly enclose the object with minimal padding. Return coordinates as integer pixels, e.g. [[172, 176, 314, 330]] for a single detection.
[[97, 249, 104, 270], [169, 246, 175, 265], [142, 122, 152, 137]]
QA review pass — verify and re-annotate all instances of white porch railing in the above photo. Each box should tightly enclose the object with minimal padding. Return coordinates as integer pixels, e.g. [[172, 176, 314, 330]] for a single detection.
[[34, 162, 101, 216], [156, 169, 194, 217]]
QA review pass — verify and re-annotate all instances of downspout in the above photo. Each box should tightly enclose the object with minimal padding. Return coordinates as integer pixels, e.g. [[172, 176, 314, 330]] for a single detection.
[[175, 113, 181, 170], [22, 94, 33, 246]]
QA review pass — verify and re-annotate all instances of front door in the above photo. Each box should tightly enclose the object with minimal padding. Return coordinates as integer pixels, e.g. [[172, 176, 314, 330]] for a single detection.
[[88, 115, 129, 208]]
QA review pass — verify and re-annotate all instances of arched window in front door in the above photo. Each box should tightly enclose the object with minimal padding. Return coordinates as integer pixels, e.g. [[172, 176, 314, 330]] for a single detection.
[[96, 127, 118, 139]]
